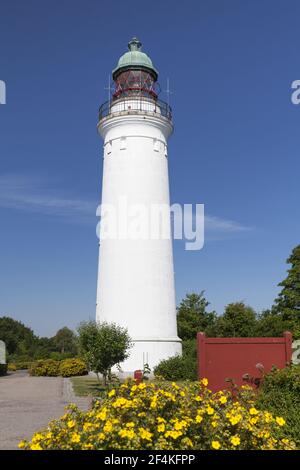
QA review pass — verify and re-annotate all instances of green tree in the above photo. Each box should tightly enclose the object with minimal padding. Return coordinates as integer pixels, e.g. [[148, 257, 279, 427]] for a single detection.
[[177, 292, 216, 340], [77, 321, 132, 385], [274, 245, 300, 338], [215, 302, 257, 337], [52, 327, 78, 355], [0, 317, 37, 355], [255, 309, 291, 337]]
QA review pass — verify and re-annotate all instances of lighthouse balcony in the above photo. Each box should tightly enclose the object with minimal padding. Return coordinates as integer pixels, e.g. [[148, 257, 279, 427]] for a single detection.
[[98, 96, 172, 123]]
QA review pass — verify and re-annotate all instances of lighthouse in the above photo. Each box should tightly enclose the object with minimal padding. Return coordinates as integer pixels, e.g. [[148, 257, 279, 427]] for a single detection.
[[96, 38, 182, 373]]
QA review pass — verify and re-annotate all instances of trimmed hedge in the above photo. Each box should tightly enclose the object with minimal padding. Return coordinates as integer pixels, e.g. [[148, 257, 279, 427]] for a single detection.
[[154, 339, 197, 381], [29, 358, 88, 377], [59, 358, 87, 377]]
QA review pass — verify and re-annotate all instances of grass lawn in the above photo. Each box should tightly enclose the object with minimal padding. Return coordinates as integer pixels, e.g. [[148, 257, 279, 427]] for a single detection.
[[71, 376, 107, 397]]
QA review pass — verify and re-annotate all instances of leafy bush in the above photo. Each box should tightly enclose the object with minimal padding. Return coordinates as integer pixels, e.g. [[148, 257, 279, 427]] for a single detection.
[[256, 365, 300, 447], [14, 360, 33, 370], [29, 359, 60, 377], [49, 352, 74, 361], [154, 339, 197, 381], [0, 364, 7, 376], [8, 363, 17, 371], [19, 380, 294, 450], [28, 358, 88, 377], [59, 358, 88, 377]]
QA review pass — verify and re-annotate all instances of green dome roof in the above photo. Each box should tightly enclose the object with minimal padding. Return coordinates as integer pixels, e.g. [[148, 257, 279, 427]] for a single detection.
[[112, 38, 158, 80]]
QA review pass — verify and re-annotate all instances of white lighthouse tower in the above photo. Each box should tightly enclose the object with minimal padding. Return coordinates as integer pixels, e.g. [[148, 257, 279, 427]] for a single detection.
[[96, 38, 182, 373]]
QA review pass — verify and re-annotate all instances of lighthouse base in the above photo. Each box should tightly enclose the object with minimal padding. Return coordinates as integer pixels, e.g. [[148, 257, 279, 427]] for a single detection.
[[116, 337, 182, 377]]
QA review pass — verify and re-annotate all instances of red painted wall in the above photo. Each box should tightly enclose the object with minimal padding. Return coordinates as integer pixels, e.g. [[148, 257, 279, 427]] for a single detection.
[[197, 332, 292, 392]]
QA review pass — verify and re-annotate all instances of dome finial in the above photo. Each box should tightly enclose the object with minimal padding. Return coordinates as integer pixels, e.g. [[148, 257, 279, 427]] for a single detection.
[[128, 37, 142, 51]]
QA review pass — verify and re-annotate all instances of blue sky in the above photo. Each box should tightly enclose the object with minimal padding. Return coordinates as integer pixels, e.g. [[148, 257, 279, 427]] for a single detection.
[[0, 0, 299, 337]]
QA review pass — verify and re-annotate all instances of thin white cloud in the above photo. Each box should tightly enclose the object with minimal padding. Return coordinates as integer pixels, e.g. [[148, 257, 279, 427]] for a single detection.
[[0, 174, 253, 235], [205, 215, 252, 233], [0, 174, 96, 221]]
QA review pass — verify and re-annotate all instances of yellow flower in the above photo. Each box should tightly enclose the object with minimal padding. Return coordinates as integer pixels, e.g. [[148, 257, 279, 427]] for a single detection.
[[119, 429, 135, 439], [275, 417, 286, 427], [249, 417, 258, 425], [98, 433, 105, 440], [138, 383, 146, 390], [83, 443, 93, 449], [211, 421, 218, 428], [249, 407, 259, 415], [229, 414, 242, 425], [108, 389, 116, 397], [104, 421, 113, 433], [96, 408, 106, 421], [230, 435, 241, 447], [211, 440, 221, 450], [174, 420, 188, 431], [194, 395, 202, 402], [139, 427, 152, 441], [264, 412, 273, 423], [165, 430, 183, 439], [201, 378, 208, 387], [180, 391, 186, 397], [71, 433, 80, 443], [195, 415, 203, 423], [131, 385, 138, 392], [126, 422, 135, 428], [157, 417, 166, 423], [30, 443, 42, 450], [157, 423, 165, 433], [83, 422, 94, 432], [219, 396, 227, 404], [18, 441, 26, 449], [67, 420, 76, 429], [206, 406, 214, 415]]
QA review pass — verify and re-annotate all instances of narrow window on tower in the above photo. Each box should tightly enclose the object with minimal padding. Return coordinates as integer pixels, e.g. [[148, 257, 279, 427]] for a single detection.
[[153, 138, 160, 152], [120, 137, 127, 150], [106, 140, 112, 155]]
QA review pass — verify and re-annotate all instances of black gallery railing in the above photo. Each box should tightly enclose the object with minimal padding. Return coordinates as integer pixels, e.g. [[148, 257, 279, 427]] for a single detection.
[[98, 97, 172, 122]]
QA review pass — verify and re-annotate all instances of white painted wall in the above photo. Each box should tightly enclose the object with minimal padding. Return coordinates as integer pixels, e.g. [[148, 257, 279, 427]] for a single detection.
[[96, 108, 182, 373]]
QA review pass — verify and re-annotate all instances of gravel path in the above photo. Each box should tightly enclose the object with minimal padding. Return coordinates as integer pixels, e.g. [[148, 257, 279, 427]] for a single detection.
[[0, 371, 90, 450]]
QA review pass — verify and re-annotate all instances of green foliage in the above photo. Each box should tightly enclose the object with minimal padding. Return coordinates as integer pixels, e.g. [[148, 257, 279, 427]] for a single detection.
[[52, 327, 78, 355], [59, 358, 88, 377], [255, 309, 293, 337], [0, 316, 37, 356], [0, 363, 7, 376], [214, 302, 257, 337], [29, 359, 60, 377], [274, 245, 300, 339], [256, 365, 300, 446], [77, 321, 132, 385], [177, 292, 216, 340], [29, 358, 88, 377], [154, 339, 197, 381], [0, 316, 80, 362]]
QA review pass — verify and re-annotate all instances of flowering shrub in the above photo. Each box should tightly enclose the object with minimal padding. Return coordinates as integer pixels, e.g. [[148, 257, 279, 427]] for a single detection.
[[29, 359, 60, 377], [19, 379, 295, 450], [29, 358, 87, 377], [59, 358, 88, 377], [7, 363, 17, 371]]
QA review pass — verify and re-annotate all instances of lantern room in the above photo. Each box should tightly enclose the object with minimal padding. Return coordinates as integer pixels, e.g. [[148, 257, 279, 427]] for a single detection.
[[112, 37, 159, 100]]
